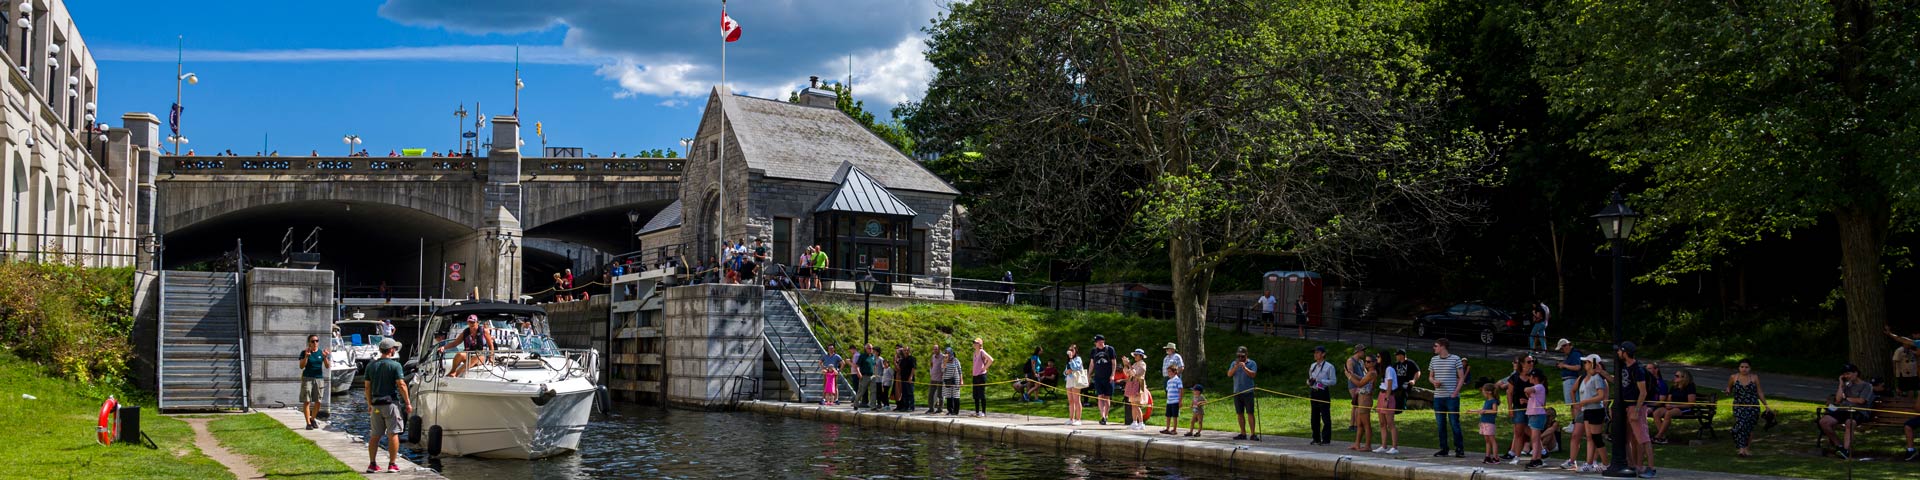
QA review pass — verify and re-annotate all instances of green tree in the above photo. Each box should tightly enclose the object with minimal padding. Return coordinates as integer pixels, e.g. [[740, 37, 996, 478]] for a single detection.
[[1531, 0, 1920, 377], [790, 83, 916, 156], [912, 0, 1499, 376]]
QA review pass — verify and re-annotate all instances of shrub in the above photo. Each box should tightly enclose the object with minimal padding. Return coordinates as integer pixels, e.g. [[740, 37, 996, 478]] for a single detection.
[[0, 259, 134, 385]]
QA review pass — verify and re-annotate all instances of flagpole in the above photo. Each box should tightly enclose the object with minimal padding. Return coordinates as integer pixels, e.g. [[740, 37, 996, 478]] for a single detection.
[[718, 0, 729, 259], [513, 44, 521, 116]]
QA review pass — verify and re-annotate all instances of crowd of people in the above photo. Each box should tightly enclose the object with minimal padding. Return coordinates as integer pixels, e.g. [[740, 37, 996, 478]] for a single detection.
[[811, 331, 1920, 478], [686, 238, 831, 291]]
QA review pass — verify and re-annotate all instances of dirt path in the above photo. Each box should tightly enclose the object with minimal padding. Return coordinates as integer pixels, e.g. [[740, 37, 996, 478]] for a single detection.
[[181, 417, 264, 480]]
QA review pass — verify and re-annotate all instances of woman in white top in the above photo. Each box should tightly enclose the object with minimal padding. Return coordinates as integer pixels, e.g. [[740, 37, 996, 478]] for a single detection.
[[1375, 357, 1400, 454]]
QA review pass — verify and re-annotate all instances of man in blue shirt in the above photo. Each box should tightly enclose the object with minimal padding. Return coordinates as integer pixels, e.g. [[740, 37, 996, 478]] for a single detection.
[[1554, 339, 1584, 421], [299, 334, 328, 430], [1229, 345, 1261, 440]]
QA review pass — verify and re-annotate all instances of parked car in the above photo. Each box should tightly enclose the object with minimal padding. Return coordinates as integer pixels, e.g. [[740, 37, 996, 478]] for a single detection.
[[1414, 302, 1524, 345]]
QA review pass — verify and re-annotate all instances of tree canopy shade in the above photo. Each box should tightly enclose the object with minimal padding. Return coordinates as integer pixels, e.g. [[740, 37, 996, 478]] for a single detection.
[[1530, 0, 1920, 377], [907, 0, 1500, 378]]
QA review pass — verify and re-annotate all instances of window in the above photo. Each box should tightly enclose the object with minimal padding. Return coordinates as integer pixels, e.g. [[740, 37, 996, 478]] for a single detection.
[[772, 218, 792, 266], [907, 229, 927, 275]]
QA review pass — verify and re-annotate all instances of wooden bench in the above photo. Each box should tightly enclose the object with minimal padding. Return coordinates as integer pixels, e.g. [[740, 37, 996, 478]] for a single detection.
[[1667, 390, 1719, 439], [1809, 397, 1920, 451]]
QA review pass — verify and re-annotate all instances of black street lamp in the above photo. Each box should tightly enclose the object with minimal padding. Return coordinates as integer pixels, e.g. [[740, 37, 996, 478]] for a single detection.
[[855, 270, 878, 346], [625, 210, 641, 254], [1593, 190, 1640, 478]]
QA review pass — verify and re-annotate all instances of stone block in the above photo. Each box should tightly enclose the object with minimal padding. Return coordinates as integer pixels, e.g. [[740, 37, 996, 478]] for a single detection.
[[252, 286, 312, 305], [253, 307, 332, 333]]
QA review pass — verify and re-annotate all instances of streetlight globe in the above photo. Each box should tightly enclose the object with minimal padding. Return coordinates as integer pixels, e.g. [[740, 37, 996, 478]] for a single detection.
[[84, 102, 95, 112], [12, 17, 25, 29], [180, 73, 198, 84], [83, 113, 93, 123], [66, 75, 77, 86], [1590, 191, 1641, 241], [47, 43, 58, 54], [16, 1, 29, 14]]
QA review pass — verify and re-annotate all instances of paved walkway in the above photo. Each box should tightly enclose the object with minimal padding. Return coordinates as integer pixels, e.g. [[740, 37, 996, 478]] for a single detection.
[[261, 409, 442, 479], [741, 401, 1804, 480], [1275, 325, 1834, 402]]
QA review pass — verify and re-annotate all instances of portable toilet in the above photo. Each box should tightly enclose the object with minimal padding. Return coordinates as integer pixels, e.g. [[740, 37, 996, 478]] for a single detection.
[[1261, 271, 1325, 328]]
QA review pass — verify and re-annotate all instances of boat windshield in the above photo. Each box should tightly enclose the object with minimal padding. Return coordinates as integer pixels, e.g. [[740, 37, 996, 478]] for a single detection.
[[435, 312, 558, 356]]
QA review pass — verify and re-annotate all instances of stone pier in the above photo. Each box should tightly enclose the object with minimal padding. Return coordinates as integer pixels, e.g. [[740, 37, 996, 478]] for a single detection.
[[736, 401, 1796, 480]]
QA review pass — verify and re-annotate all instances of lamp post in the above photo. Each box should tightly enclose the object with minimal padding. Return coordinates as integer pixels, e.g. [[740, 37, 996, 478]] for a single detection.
[[15, 2, 28, 64], [173, 35, 197, 156], [342, 134, 362, 157], [454, 104, 467, 152], [855, 270, 877, 346], [1593, 190, 1640, 478], [625, 210, 640, 254]]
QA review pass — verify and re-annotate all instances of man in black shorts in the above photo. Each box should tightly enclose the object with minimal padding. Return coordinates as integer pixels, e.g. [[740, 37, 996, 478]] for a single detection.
[[1089, 335, 1117, 425], [1230, 346, 1260, 440], [1818, 363, 1873, 459], [796, 246, 815, 289]]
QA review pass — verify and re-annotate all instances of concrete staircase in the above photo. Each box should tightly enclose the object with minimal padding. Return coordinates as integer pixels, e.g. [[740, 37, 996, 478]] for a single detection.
[[761, 290, 848, 404], [158, 271, 249, 411]]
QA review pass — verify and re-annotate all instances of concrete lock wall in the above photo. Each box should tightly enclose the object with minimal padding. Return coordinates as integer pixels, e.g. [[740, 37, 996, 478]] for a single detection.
[[246, 268, 336, 407], [661, 283, 764, 409]]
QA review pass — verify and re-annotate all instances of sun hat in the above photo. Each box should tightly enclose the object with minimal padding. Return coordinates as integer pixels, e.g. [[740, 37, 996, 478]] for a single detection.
[[1556, 338, 1573, 349], [1164, 342, 1178, 351], [1132, 348, 1146, 357]]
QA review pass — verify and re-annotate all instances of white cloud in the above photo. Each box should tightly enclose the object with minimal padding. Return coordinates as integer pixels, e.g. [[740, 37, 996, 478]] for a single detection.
[[595, 60, 707, 99], [840, 35, 934, 107], [94, 45, 607, 65], [657, 99, 687, 108]]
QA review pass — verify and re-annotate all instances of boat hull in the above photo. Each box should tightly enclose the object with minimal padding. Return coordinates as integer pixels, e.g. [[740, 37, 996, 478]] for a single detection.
[[328, 367, 356, 394], [408, 376, 595, 459]]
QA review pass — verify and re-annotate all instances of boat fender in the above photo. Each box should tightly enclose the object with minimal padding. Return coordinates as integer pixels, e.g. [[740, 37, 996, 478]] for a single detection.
[[406, 415, 423, 444], [425, 425, 443, 457], [594, 385, 610, 414], [533, 385, 556, 407], [96, 396, 119, 445]]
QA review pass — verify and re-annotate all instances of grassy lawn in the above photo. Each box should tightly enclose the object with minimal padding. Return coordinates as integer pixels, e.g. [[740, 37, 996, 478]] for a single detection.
[[0, 349, 232, 479], [805, 301, 1916, 480], [206, 413, 361, 479]]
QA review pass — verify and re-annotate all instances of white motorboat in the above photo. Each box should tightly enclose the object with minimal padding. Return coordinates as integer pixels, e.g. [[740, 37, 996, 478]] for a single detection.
[[332, 317, 387, 370], [405, 301, 600, 460]]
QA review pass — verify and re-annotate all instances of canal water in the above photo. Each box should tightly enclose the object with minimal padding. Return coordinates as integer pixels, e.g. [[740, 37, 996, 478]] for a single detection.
[[325, 389, 1279, 479]]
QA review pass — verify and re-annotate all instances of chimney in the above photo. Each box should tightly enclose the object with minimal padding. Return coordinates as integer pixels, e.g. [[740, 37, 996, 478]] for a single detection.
[[799, 76, 837, 109]]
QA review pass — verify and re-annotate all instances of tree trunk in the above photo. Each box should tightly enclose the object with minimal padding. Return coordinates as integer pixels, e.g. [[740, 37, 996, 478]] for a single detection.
[[1834, 202, 1891, 380], [1170, 233, 1213, 385], [1548, 221, 1567, 330]]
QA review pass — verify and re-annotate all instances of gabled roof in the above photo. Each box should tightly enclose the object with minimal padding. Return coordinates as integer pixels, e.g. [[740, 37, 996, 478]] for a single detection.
[[637, 199, 682, 235], [713, 88, 959, 195], [815, 162, 919, 217]]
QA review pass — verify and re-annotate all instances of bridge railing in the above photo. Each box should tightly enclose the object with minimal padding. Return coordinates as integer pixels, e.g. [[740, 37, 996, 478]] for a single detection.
[[160, 156, 482, 174], [523, 157, 683, 176], [158, 156, 685, 177]]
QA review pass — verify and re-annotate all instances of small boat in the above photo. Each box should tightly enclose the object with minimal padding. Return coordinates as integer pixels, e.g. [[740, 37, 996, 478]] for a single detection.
[[332, 317, 387, 370], [405, 301, 600, 460]]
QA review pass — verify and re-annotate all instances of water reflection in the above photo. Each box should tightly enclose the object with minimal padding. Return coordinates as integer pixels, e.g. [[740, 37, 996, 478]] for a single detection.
[[328, 390, 1271, 479]]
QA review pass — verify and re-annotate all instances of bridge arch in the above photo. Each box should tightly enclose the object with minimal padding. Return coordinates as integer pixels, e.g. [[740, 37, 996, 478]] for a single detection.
[[161, 200, 476, 288], [158, 181, 482, 236]]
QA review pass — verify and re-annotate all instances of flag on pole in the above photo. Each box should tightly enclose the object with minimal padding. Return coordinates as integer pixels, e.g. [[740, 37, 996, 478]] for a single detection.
[[722, 10, 742, 42], [169, 103, 183, 135]]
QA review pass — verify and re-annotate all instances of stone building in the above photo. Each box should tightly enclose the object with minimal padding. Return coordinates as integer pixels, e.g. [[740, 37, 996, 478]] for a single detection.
[[0, 0, 136, 266], [668, 82, 958, 284]]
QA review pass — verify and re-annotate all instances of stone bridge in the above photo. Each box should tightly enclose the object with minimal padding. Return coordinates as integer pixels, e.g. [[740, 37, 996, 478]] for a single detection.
[[151, 116, 684, 300]]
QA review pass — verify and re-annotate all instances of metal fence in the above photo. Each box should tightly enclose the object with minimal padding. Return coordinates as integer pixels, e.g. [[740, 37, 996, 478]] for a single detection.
[[0, 231, 141, 266]]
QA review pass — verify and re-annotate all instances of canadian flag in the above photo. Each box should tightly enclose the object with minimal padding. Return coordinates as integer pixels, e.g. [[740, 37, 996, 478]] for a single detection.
[[722, 11, 742, 42]]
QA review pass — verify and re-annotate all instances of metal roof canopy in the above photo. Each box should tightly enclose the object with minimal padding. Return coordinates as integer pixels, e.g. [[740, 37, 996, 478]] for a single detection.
[[814, 162, 919, 217]]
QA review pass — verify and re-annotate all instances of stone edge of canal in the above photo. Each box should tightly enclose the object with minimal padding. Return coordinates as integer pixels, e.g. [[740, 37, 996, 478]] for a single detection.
[[735, 400, 1593, 480]]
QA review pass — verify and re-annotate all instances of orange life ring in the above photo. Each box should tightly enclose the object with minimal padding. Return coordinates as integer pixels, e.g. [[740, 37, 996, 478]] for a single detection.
[[96, 396, 118, 446]]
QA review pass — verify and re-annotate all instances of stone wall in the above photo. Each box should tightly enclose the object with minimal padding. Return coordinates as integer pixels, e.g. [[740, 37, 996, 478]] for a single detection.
[[661, 283, 764, 410], [244, 268, 336, 407], [677, 90, 754, 261]]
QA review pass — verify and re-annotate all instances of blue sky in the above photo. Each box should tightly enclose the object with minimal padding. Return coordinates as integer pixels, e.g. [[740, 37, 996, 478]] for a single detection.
[[74, 0, 942, 156]]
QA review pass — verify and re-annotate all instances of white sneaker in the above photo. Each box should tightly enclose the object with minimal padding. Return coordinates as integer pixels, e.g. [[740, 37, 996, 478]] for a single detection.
[[1559, 460, 1577, 470], [1385, 448, 1400, 455], [1562, 425, 1575, 433], [1508, 458, 1521, 465], [1371, 447, 1387, 453]]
